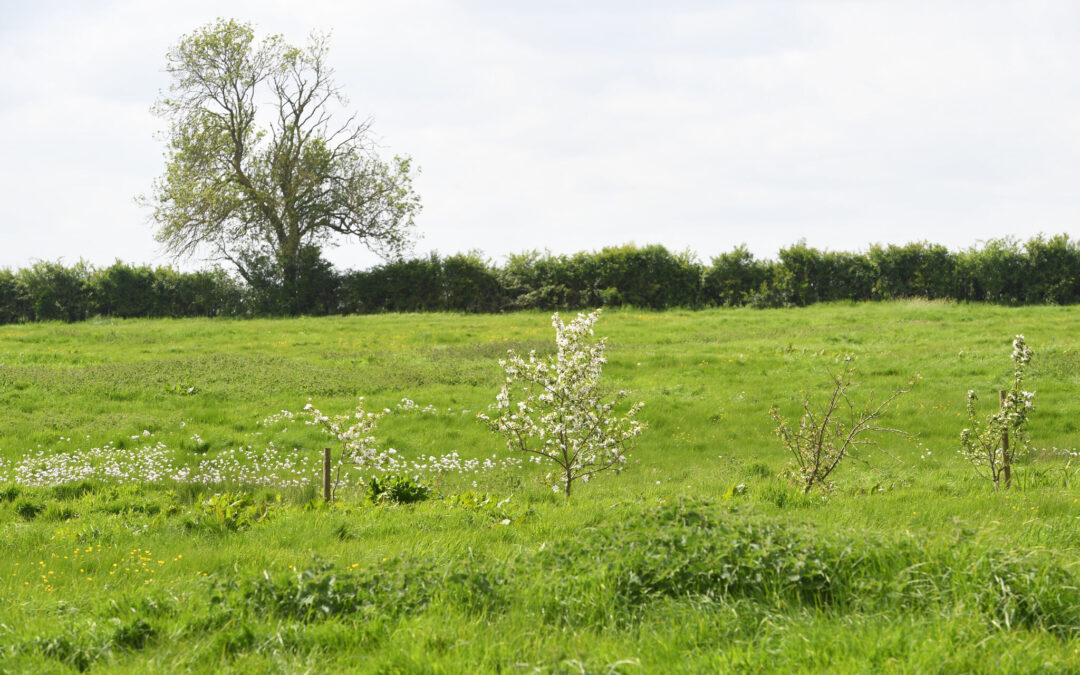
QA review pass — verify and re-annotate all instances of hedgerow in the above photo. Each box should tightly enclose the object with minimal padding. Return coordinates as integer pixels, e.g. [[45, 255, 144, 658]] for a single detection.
[[4, 235, 1080, 322]]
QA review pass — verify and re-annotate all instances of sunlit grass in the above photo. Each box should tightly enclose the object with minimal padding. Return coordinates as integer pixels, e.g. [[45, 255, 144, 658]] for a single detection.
[[1, 301, 1079, 671]]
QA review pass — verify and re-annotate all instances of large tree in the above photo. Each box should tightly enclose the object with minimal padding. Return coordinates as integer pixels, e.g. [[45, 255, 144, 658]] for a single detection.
[[146, 19, 420, 312]]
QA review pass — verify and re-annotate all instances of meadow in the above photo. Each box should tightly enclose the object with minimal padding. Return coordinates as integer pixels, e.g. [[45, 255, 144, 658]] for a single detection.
[[1, 301, 1079, 672]]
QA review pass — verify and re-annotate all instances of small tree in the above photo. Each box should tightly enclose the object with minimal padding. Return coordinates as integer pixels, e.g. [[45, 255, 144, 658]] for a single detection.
[[959, 335, 1035, 489], [303, 398, 389, 501], [770, 365, 914, 493], [479, 310, 645, 497]]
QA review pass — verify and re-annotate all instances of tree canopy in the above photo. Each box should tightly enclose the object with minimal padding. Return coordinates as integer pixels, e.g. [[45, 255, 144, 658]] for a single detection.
[[146, 18, 421, 312]]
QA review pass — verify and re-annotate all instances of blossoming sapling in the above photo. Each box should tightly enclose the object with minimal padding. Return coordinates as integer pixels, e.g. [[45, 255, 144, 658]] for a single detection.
[[479, 309, 645, 497], [959, 335, 1035, 489], [303, 398, 390, 501]]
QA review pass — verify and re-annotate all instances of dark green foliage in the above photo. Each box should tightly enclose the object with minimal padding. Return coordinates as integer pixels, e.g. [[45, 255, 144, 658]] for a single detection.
[[41, 503, 79, 521], [85, 262, 246, 318], [766, 245, 873, 305], [538, 502, 1080, 632], [341, 255, 442, 313], [822, 249, 875, 302], [0, 268, 29, 323], [16, 260, 92, 321], [584, 245, 702, 309], [960, 238, 1028, 304], [147, 266, 245, 317], [365, 474, 431, 505], [870, 242, 957, 300], [21, 619, 159, 671], [2, 260, 246, 323], [703, 245, 770, 306], [14, 497, 45, 520], [51, 480, 99, 501], [192, 491, 272, 532], [111, 618, 156, 651], [26, 635, 95, 672], [1018, 234, 1080, 304], [441, 253, 505, 312], [499, 251, 577, 309], [340, 252, 502, 313], [240, 245, 341, 316], [88, 262, 159, 317], [7, 235, 1080, 324], [500, 245, 702, 309], [775, 241, 827, 306], [241, 558, 436, 621]]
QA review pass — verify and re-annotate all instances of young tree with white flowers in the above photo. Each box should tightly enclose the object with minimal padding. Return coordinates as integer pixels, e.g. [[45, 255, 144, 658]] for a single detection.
[[303, 397, 389, 501], [959, 335, 1035, 489], [479, 310, 645, 497]]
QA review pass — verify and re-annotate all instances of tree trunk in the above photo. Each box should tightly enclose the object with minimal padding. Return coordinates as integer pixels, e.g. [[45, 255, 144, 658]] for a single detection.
[[278, 243, 301, 315]]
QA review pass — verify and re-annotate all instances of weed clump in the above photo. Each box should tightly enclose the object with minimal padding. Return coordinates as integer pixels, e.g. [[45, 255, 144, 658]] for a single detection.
[[366, 474, 430, 505], [537, 501, 1080, 633], [14, 498, 44, 520], [241, 559, 435, 622], [111, 618, 156, 651], [185, 491, 273, 532]]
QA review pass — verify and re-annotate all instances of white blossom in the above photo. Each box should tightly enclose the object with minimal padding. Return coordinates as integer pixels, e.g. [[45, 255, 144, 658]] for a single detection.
[[959, 334, 1035, 489], [481, 309, 646, 496]]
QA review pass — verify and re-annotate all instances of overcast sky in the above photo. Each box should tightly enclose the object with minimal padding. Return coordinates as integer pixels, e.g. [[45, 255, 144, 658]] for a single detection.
[[2, 0, 1079, 271]]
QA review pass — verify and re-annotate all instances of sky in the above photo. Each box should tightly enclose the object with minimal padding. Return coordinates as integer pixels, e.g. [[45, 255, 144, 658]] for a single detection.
[[2, 0, 1079, 271]]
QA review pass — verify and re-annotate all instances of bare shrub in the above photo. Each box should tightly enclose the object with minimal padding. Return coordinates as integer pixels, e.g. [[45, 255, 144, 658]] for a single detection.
[[770, 365, 915, 493]]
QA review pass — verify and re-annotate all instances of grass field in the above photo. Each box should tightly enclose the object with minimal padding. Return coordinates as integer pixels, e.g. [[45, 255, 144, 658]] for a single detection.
[[2, 301, 1079, 672]]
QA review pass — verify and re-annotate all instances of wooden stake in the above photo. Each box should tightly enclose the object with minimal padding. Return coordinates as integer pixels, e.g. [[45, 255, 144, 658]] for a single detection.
[[323, 448, 332, 502], [1000, 390, 1011, 489]]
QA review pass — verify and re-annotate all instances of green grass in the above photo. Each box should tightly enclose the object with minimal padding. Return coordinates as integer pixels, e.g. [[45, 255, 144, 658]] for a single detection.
[[2, 301, 1080, 672]]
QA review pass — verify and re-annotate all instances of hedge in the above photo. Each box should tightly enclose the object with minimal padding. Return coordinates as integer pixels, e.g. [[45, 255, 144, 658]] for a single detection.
[[1, 235, 1079, 323]]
